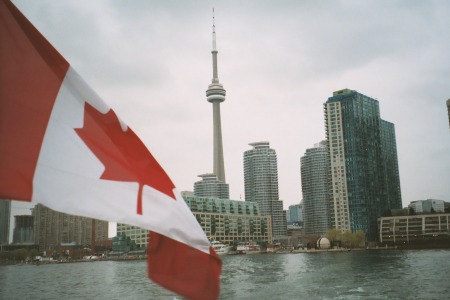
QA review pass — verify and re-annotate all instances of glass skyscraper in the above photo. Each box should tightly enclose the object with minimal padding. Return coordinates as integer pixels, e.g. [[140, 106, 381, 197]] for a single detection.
[[324, 89, 402, 241], [243, 142, 287, 240], [301, 141, 331, 235], [287, 203, 303, 225]]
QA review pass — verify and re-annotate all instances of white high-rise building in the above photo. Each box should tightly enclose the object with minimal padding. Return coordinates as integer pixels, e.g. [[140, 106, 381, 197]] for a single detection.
[[301, 141, 331, 235], [194, 173, 229, 199], [243, 142, 287, 240]]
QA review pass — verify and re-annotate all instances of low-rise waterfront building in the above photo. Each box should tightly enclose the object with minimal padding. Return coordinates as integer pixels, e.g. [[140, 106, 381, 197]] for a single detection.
[[183, 193, 272, 244], [116, 224, 148, 249], [379, 213, 450, 247], [111, 235, 136, 253], [117, 193, 273, 248]]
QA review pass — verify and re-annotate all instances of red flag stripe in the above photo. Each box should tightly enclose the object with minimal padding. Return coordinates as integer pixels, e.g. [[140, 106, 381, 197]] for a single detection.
[[0, 0, 69, 200], [148, 232, 222, 300]]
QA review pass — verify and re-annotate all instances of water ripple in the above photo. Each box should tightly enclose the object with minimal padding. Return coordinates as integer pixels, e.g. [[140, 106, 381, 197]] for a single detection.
[[1, 250, 449, 299]]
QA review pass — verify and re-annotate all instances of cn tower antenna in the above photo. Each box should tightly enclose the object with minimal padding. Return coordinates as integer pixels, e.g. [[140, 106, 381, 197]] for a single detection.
[[212, 8, 217, 52]]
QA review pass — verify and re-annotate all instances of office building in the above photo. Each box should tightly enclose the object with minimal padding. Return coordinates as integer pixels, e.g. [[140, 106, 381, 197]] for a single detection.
[[243, 142, 287, 240], [33, 204, 108, 252], [287, 203, 303, 226], [0, 200, 11, 245], [301, 141, 331, 235], [194, 173, 229, 199], [409, 199, 446, 214], [324, 89, 402, 241]]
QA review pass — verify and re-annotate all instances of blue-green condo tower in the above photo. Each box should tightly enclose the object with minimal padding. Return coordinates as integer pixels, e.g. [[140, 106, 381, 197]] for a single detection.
[[324, 89, 402, 242]]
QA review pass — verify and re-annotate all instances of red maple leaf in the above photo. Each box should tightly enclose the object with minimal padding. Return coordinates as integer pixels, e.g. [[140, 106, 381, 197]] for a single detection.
[[75, 102, 176, 215]]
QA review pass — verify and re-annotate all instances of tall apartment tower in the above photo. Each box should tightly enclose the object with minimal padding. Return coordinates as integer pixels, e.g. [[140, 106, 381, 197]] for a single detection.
[[300, 141, 331, 235], [324, 89, 402, 241], [194, 173, 229, 199], [380, 120, 402, 210], [244, 142, 287, 240], [0, 200, 11, 245], [206, 12, 227, 184]]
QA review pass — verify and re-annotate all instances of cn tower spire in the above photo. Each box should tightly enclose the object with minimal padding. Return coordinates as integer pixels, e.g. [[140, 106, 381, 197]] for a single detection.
[[212, 8, 218, 82], [206, 8, 226, 183]]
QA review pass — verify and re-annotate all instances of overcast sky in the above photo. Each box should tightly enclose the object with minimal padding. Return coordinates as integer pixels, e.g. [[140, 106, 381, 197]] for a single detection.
[[11, 0, 450, 215]]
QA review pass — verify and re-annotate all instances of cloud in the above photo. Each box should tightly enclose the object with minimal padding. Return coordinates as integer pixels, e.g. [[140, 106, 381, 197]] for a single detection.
[[12, 0, 450, 207]]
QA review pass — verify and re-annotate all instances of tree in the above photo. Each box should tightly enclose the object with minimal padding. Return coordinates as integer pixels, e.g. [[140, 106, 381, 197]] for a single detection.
[[28, 249, 39, 260], [326, 228, 342, 247], [353, 230, 366, 248], [341, 231, 353, 248], [13, 249, 28, 262], [302, 234, 320, 249]]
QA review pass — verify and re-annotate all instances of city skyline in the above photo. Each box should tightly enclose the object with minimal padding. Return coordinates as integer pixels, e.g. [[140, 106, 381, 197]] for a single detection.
[[9, 1, 450, 214]]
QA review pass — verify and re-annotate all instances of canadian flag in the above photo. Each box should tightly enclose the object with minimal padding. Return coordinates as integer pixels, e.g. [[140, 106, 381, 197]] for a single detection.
[[0, 1, 221, 299]]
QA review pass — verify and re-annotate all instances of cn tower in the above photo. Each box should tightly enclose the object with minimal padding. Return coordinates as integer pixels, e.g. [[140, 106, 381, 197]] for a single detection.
[[206, 10, 226, 183]]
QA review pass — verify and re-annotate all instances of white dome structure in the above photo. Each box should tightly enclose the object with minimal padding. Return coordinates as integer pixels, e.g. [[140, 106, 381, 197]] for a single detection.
[[316, 237, 331, 249]]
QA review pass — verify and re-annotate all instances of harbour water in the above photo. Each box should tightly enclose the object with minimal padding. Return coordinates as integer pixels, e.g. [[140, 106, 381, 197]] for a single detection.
[[1, 249, 449, 299]]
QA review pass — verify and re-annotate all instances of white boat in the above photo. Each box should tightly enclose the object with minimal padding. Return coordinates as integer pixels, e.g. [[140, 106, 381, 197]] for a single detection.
[[210, 240, 233, 255], [236, 240, 262, 254]]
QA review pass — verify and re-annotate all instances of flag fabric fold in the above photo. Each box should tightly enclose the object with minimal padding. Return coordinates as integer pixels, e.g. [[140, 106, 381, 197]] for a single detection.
[[0, 1, 221, 299]]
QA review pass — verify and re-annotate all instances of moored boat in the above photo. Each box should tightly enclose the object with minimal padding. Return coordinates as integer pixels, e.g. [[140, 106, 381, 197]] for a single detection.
[[236, 240, 262, 254], [210, 240, 233, 255]]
